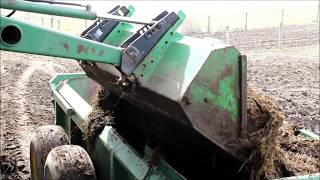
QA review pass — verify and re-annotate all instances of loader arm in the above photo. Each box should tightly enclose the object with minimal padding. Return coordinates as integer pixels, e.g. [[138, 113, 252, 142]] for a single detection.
[[0, 16, 123, 65], [0, 0, 135, 65], [0, 0, 183, 75]]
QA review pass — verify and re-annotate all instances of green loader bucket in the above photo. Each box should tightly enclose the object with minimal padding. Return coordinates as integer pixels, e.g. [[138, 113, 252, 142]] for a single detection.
[[82, 35, 248, 160], [78, 8, 248, 161]]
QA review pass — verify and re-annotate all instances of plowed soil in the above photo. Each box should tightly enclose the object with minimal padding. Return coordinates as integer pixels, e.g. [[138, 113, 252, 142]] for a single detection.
[[246, 45, 319, 135], [0, 52, 81, 179], [1, 26, 319, 179]]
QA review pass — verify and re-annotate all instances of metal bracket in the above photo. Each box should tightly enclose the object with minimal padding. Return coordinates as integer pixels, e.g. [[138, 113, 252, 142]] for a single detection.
[[81, 5, 129, 42], [52, 89, 74, 116], [120, 11, 179, 76], [80, 5, 120, 37]]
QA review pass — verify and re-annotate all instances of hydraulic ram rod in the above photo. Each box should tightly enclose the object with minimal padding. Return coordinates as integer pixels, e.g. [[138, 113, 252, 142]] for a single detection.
[[0, 0, 155, 25], [24, 0, 90, 9]]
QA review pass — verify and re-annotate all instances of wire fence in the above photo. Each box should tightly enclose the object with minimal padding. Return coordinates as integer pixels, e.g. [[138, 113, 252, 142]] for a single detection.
[[18, 12, 90, 35], [17, 8, 320, 51], [181, 6, 319, 50], [185, 24, 319, 51]]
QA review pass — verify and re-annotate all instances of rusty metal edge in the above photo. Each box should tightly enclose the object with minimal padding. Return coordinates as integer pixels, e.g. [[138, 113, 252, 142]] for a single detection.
[[240, 55, 248, 138]]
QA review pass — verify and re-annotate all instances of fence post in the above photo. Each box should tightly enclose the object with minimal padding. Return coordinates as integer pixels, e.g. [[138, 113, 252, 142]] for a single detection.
[[318, 2, 320, 22], [278, 9, 284, 49], [207, 16, 211, 33], [50, 16, 54, 28], [245, 12, 248, 31], [58, 18, 61, 30], [316, 1, 320, 23], [278, 23, 282, 49], [25, 12, 30, 21], [41, 17, 44, 25], [281, 9, 284, 24], [225, 26, 230, 44]]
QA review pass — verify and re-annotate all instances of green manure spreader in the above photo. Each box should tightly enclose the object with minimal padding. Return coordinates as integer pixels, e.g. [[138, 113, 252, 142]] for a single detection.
[[1, 0, 319, 179]]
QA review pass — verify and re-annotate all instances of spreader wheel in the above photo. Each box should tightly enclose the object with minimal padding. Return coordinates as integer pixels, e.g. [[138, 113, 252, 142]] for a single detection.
[[30, 125, 69, 180], [44, 145, 96, 180]]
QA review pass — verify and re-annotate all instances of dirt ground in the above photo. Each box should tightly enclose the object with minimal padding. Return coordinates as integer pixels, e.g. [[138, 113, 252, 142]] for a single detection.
[[187, 24, 319, 51], [0, 26, 319, 179], [0, 52, 81, 179], [245, 45, 319, 135]]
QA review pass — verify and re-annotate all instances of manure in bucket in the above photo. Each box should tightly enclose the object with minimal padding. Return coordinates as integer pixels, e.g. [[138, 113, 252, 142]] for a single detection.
[[85, 87, 319, 179]]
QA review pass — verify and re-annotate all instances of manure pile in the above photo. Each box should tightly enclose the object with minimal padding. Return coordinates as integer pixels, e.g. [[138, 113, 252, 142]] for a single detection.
[[246, 89, 319, 179], [85, 87, 319, 179]]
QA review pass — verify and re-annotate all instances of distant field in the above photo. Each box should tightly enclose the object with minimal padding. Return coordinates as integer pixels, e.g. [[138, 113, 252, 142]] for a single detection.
[[187, 24, 319, 50], [90, 1, 319, 31], [1, 1, 318, 34]]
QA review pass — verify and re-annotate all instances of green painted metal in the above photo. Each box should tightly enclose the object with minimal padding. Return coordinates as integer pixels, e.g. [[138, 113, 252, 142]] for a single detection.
[[103, 5, 136, 47], [189, 48, 239, 122], [275, 173, 320, 180], [50, 74, 186, 180], [131, 26, 245, 159], [50, 73, 87, 90], [0, 16, 122, 65], [183, 47, 242, 158], [143, 146, 186, 180], [3, 1, 317, 178], [0, 0, 96, 20], [103, 22, 135, 47], [50, 73, 319, 180], [135, 36, 212, 100], [134, 11, 185, 82], [94, 126, 149, 180], [298, 129, 320, 140]]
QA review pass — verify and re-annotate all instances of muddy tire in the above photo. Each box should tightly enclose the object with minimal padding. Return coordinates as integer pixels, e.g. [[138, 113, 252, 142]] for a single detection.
[[30, 125, 69, 180], [44, 145, 96, 180]]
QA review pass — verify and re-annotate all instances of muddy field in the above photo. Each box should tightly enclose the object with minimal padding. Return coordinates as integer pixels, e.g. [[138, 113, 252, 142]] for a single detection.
[[0, 53, 81, 179], [246, 45, 319, 135], [1, 25, 319, 179]]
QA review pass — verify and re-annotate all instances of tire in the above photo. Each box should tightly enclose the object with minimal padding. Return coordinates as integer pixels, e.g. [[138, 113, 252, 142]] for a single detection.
[[30, 125, 69, 180], [44, 145, 96, 180]]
